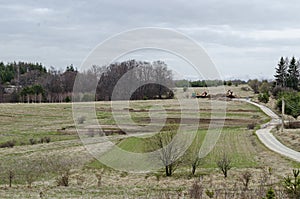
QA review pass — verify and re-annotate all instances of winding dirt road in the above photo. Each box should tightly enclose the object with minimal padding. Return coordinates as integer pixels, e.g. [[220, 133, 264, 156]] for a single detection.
[[236, 99, 300, 162]]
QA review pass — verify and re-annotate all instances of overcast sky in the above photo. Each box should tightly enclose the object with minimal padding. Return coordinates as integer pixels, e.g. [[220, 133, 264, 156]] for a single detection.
[[1, 0, 300, 80]]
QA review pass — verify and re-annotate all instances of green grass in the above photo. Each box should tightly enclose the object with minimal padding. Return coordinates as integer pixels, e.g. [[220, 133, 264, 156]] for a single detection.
[[113, 127, 258, 169], [118, 137, 147, 153]]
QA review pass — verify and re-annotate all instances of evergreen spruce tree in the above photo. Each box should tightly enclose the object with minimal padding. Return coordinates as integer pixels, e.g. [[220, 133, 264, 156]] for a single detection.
[[287, 56, 300, 90], [274, 57, 287, 87]]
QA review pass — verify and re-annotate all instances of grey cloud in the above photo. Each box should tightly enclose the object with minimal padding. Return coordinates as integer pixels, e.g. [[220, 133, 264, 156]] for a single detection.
[[0, 0, 300, 78]]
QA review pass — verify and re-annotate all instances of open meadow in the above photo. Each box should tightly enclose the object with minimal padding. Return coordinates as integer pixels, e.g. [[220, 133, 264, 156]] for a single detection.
[[0, 86, 299, 198]]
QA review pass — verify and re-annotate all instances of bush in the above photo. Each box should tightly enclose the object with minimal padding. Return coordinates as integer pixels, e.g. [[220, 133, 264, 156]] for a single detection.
[[283, 169, 300, 198], [56, 173, 70, 186], [263, 187, 276, 199], [0, 140, 16, 148], [40, 137, 51, 143], [50, 156, 76, 187], [248, 79, 260, 93], [258, 92, 269, 103], [247, 123, 256, 130], [183, 87, 188, 92], [277, 91, 300, 118], [44, 137, 51, 143], [259, 81, 271, 94], [29, 138, 37, 145], [205, 190, 214, 198]]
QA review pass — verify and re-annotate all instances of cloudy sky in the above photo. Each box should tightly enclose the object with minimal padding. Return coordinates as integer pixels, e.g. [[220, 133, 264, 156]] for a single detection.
[[1, 0, 300, 80]]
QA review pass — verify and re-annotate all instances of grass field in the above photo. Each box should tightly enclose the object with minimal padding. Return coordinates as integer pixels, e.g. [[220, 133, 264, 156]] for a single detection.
[[0, 86, 298, 198]]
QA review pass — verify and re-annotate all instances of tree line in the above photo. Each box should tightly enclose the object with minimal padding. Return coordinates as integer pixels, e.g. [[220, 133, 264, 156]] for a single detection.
[[0, 62, 78, 103], [0, 60, 174, 103], [175, 79, 247, 88]]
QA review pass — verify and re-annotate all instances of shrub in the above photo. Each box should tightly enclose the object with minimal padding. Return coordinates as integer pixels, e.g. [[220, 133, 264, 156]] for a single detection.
[[56, 172, 70, 186], [259, 81, 271, 94], [271, 86, 293, 99], [263, 187, 276, 199], [205, 190, 214, 198], [0, 140, 16, 148], [40, 137, 51, 143], [50, 156, 76, 187], [258, 92, 269, 103], [29, 138, 37, 145], [277, 91, 300, 118], [283, 169, 300, 198], [120, 172, 128, 178], [183, 87, 188, 92], [247, 123, 256, 130], [44, 137, 51, 143], [248, 79, 260, 93]]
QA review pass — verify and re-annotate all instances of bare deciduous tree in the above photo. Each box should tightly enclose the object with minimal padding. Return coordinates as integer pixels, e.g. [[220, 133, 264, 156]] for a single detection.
[[148, 126, 182, 176], [240, 170, 252, 190], [18, 155, 51, 188], [217, 153, 232, 178], [0, 158, 17, 188], [185, 133, 202, 176], [96, 60, 174, 101], [49, 155, 79, 187]]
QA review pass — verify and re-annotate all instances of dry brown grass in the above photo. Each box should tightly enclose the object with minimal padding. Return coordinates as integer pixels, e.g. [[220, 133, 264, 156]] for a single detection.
[[273, 129, 300, 152]]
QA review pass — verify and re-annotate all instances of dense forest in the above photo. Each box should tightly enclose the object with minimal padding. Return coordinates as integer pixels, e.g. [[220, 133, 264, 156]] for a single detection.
[[0, 60, 174, 103], [0, 61, 78, 103]]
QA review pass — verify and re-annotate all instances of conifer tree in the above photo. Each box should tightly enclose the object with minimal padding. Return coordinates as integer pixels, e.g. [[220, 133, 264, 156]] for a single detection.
[[274, 57, 287, 87], [287, 56, 299, 90]]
